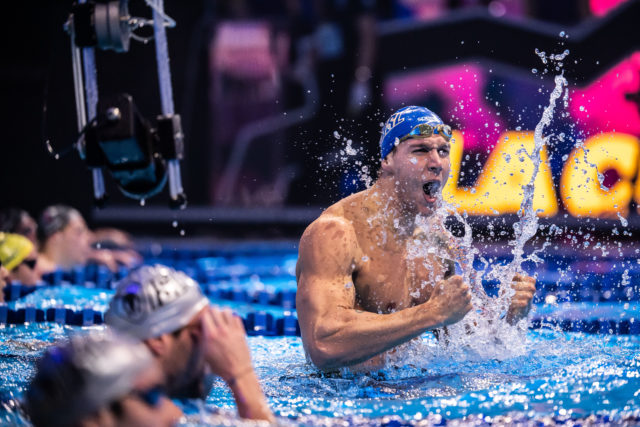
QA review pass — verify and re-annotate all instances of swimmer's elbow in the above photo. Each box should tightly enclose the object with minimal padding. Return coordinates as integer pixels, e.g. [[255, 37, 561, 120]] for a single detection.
[[304, 328, 345, 369], [307, 341, 342, 370], [303, 315, 355, 369]]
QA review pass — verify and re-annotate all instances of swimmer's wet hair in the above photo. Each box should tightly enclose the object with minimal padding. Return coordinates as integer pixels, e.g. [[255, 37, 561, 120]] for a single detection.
[[37, 205, 82, 243], [0, 208, 30, 234]]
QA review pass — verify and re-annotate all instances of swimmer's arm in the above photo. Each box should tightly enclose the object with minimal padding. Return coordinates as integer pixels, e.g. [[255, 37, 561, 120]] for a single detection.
[[201, 308, 273, 422], [227, 369, 273, 422], [296, 218, 448, 370]]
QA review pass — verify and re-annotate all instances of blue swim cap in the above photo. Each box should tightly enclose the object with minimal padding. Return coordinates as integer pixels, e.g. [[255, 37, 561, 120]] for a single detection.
[[379, 106, 445, 159]]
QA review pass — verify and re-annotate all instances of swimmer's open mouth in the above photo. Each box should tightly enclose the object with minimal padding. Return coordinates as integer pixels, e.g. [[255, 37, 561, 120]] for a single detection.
[[423, 181, 441, 198]]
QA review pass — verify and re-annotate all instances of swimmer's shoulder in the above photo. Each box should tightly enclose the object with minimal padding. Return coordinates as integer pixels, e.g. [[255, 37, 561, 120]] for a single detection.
[[298, 212, 359, 279], [302, 209, 356, 244], [297, 194, 368, 279], [299, 198, 363, 254], [304, 191, 369, 239]]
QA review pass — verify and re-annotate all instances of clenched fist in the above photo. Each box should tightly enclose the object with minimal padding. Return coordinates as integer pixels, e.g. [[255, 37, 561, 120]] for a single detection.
[[426, 275, 473, 328], [505, 274, 536, 324]]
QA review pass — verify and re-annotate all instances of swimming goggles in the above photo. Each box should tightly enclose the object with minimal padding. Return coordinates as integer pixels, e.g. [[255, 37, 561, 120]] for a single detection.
[[134, 385, 165, 407], [20, 259, 37, 270], [399, 123, 453, 143]]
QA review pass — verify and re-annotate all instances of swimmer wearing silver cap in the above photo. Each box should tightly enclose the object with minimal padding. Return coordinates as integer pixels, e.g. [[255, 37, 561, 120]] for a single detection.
[[25, 329, 181, 427], [296, 106, 536, 371], [105, 265, 273, 422]]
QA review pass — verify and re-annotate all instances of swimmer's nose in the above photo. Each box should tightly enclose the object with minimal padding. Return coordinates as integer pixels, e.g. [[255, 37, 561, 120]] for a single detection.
[[428, 164, 442, 175], [425, 152, 443, 175]]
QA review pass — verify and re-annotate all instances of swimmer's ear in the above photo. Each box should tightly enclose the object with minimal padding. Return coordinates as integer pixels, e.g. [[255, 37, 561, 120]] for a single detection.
[[380, 154, 395, 175], [145, 335, 171, 357]]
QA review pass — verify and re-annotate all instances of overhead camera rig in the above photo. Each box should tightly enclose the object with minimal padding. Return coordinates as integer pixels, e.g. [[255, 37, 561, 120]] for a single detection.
[[65, 0, 187, 209]]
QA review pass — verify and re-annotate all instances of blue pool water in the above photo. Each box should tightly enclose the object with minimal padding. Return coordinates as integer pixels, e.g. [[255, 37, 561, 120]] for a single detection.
[[1, 244, 640, 426], [2, 322, 639, 425]]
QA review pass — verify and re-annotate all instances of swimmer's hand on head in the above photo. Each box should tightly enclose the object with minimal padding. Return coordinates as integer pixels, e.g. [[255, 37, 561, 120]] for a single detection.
[[505, 274, 536, 325], [200, 307, 274, 422]]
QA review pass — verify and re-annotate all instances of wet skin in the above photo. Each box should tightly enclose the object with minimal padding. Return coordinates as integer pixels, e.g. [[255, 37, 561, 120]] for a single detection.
[[296, 135, 536, 371]]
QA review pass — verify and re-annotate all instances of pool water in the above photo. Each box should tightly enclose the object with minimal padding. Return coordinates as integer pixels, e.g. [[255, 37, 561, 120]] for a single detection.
[[1, 245, 640, 426], [232, 332, 640, 424], [2, 323, 639, 425]]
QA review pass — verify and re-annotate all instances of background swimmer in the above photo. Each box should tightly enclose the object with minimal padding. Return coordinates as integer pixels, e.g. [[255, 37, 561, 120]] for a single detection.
[[25, 330, 181, 427], [105, 264, 274, 422], [0, 233, 40, 287], [37, 204, 140, 274]]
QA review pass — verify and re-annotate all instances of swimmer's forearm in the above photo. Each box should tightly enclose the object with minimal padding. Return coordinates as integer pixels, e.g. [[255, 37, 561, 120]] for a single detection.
[[308, 303, 444, 369], [227, 370, 273, 422]]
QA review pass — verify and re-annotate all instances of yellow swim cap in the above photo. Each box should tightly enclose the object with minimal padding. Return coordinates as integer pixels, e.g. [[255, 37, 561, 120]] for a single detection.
[[0, 232, 34, 272]]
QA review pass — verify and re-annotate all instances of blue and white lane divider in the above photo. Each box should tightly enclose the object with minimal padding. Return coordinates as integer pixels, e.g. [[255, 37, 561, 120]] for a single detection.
[[0, 305, 301, 336], [530, 317, 640, 334], [4, 282, 298, 309], [1, 302, 639, 335], [36, 262, 640, 305]]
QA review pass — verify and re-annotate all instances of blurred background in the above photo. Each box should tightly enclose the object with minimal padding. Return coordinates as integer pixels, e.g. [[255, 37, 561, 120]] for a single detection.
[[2, 0, 639, 238]]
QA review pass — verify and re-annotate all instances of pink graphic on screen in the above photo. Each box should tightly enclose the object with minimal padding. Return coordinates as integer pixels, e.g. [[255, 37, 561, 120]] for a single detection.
[[570, 52, 640, 136], [384, 64, 505, 151], [590, 0, 629, 16]]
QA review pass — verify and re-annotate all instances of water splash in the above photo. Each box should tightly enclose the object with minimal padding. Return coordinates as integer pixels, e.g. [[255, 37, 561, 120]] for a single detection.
[[407, 49, 572, 356], [617, 212, 628, 227], [509, 72, 567, 275]]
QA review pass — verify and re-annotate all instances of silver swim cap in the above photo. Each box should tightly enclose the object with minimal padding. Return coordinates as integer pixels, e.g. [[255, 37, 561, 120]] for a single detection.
[[105, 264, 209, 339], [25, 330, 153, 427]]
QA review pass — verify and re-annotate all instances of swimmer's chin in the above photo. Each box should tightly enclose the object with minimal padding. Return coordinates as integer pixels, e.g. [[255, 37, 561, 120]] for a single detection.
[[417, 199, 440, 215]]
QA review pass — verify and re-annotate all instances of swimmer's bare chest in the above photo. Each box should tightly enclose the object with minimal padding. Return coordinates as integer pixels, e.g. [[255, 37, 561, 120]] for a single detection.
[[351, 245, 449, 314]]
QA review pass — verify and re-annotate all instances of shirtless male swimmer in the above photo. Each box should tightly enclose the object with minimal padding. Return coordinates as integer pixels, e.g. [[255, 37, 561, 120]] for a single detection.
[[296, 106, 537, 371]]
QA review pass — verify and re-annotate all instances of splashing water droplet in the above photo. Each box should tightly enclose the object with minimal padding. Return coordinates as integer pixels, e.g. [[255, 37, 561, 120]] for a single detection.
[[140, 199, 146, 206], [172, 220, 178, 228], [345, 140, 357, 156], [617, 212, 628, 227]]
